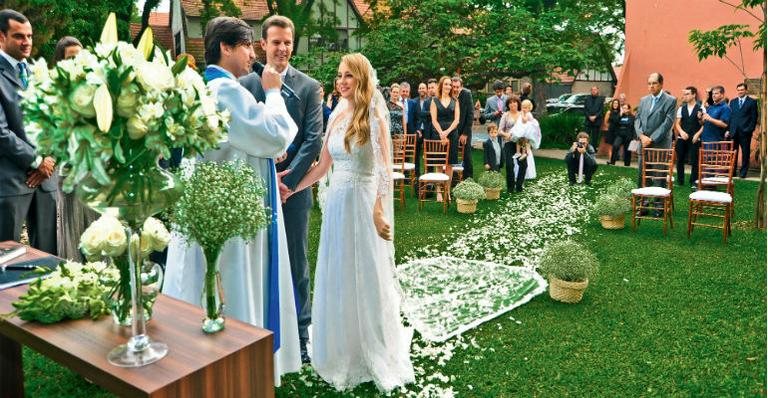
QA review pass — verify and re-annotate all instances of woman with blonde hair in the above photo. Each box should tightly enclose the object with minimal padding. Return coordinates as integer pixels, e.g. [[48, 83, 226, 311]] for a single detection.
[[430, 75, 461, 163], [287, 53, 415, 392]]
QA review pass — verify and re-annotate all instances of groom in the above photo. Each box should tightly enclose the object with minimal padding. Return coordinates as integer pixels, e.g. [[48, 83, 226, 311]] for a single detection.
[[240, 15, 323, 364]]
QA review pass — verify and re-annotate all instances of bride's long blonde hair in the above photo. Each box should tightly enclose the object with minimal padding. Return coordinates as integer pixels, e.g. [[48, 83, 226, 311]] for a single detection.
[[341, 53, 375, 153]]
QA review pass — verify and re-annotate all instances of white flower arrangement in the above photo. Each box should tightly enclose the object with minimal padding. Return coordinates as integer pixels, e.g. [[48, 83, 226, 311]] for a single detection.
[[80, 214, 170, 259], [21, 13, 228, 194]]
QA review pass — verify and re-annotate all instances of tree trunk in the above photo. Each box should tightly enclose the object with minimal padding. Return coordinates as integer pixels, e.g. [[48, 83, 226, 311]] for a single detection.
[[755, 46, 766, 230]]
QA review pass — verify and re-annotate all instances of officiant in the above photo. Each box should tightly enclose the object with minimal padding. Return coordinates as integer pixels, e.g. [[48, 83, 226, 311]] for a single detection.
[[162, 16, 302, 385]]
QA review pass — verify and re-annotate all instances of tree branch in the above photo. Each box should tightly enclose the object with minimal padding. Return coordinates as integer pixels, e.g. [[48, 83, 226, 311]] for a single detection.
[[717, 0, 765, 23]]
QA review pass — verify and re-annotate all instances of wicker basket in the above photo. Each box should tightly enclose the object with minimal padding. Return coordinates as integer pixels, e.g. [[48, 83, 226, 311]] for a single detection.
[[485, 188, 501, 200], [456, 199, 478, 214], [600, 214, 625, 230], [548, 277, 589, 303]]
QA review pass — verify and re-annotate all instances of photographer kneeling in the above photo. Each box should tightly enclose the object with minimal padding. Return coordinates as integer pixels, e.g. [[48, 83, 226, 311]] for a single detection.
[[565, 132, 597, 185]]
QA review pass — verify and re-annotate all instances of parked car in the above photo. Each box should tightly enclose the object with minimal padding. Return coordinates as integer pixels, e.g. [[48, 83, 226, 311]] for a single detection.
[[546, 93, 590, 114], [546, 93, 572, 104]]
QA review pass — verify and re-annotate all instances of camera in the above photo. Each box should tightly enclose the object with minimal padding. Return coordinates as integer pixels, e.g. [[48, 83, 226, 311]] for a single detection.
[[577, 142, 584, 149]]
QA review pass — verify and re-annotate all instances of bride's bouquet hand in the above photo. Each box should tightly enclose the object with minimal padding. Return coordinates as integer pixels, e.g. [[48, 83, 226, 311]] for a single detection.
[[373, 210, 392, 241]]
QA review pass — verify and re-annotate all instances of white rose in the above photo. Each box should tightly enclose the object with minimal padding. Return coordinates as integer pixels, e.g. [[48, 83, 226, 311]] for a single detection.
[[142, 217, 170, 252], [69, 84, 97, 117], [136, 63, 174, 92], [103, 227, 127, 257], [116, 87, 138, 118], [79, 227, 103, 256], [30, 58, 49, 82], [127, 116, 149, 140]]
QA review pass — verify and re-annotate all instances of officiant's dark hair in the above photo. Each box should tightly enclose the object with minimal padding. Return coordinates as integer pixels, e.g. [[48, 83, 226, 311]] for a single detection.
[[0, 9, 29, 34], [204, 16, 253, 66]]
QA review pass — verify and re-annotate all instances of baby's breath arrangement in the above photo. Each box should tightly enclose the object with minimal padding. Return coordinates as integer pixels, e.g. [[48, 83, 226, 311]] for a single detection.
[[452, 178, 487, 201], [172, 161, 269, 253], [171, 160, 270, 332], [538, 241, 598, 282], [477, 171, 505, 190]]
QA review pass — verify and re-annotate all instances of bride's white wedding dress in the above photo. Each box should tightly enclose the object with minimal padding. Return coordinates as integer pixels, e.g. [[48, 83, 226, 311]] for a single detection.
[[312, 107, 415, 392]]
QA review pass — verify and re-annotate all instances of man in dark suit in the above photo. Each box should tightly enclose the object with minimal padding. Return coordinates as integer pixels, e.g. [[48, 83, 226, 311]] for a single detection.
[[727, 83, 758, 178], [584, 86, 605, 149], [407, 82, 425, 181], [452, 76, 474, 179], [240, 15, 323, 364], [0, 9, 57, 254]]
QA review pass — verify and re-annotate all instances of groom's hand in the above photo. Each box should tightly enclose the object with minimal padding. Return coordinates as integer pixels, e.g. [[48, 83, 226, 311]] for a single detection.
[[277, 169, 292, 203]]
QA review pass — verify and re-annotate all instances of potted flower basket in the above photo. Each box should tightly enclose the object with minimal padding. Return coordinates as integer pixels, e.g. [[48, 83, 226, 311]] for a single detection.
[[538, 241, 598, 304], [477, 171, 505, 200], [452, 178, 486, 214], [595, 178, 633, 229]]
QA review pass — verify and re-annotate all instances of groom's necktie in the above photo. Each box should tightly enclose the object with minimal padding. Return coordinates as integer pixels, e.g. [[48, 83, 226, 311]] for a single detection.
[[739, 97, 744, 108], [650, 95, 658, 112], [18, 62, 29, 89]]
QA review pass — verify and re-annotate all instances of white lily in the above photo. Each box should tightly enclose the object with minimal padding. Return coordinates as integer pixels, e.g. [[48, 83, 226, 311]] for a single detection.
[[100, 13, 118, 45], [94, 84, 113, 132]]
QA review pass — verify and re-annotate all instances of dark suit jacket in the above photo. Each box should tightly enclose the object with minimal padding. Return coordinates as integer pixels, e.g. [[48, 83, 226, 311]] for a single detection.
[[483, 137, 504, 171], [584, 95, 605, 127], [0, 56, 56, 197], [456, 88, 473, 137], [416, 97, 435, 139], [240, 65, 323, 209], [406, 97, 420, 134], [728, 96, 758, 139]]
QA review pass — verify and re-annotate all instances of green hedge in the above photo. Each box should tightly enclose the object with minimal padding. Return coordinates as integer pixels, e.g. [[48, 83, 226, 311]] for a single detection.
[[539, 113, 583, 149]]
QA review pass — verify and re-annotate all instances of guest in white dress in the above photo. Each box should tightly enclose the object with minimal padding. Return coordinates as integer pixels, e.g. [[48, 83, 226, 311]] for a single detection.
[[162, 17, 301, 385], [286, 53, 415, 392], [511, 99, 541, 182]]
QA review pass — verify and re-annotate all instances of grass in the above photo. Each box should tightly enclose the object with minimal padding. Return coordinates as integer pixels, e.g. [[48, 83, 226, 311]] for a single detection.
[[20, 151, 767, 397]]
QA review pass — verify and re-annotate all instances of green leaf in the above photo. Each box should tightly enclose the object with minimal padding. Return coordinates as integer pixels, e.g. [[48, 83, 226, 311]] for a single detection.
[[113, 140, 125, 164], [172, 55, 188, 75], [91, 157, 110, 186]]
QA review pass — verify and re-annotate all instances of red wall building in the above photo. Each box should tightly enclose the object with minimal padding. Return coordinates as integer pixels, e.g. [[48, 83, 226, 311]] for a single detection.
[[615, 1, 763, 107]]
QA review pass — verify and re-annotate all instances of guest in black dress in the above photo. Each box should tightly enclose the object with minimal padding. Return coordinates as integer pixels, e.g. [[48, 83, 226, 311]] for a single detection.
[[609, 104, 635, 166], [429, 76, 460, 163]]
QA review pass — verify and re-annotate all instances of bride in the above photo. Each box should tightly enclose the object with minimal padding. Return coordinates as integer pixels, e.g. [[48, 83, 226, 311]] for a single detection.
[[286, 53, 415, 392]]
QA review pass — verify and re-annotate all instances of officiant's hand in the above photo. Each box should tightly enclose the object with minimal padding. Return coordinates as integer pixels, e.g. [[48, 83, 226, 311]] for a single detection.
[[261, 64, 282, 91], [373, 210, 392, 241]]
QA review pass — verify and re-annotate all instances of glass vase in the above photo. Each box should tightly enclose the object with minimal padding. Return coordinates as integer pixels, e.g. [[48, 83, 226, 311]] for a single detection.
[[201, 248, 225, 334], [109, 256, 163, 327], [76, 156, 181, 368]]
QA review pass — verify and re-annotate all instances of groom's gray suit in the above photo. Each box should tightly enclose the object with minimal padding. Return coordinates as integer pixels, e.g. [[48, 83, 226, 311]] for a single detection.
[[0, 54, 57, 253], [634, 90, 676, 186], [240, 65, 323, 349]]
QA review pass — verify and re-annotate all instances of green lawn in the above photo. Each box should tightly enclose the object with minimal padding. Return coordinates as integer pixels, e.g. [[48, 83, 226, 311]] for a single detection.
[[21, 152, 767, 397]]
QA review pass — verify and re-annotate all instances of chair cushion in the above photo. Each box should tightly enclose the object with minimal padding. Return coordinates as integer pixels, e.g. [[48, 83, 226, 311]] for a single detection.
[[451, 164, 464, 172], [392, 162, 416, 171], [700, 176, 730, 185], [392, 171, 405, 180], [419, 172, 450, 182], [689, 190, 732, 203], [631, 186, 671, 197]]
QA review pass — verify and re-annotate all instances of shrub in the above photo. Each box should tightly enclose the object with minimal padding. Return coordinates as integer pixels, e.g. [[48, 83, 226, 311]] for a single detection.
[[605, 177, 635, 198], [539, 113, 583, 149], [452, 178, 486, 201], [594, 193, 631, 217], [477, 171, 505, 189], [538, 241, 599, 282]]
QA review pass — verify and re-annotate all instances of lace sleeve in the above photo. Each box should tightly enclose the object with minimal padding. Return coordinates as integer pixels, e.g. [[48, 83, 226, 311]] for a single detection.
[[371, 107, 392, 199]]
